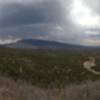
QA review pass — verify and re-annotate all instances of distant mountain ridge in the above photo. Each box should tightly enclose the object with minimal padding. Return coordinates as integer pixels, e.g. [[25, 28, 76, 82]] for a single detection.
[[4, 39, 84, 49], [3, 38, 100, 51]]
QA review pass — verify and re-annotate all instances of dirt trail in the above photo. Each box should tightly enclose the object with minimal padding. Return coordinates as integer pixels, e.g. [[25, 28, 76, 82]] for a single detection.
[[83, 57, 100, 75]]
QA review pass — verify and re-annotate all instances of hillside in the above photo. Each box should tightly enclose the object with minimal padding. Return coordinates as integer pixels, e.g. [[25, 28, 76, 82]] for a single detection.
[[0, 47, 99, 88]]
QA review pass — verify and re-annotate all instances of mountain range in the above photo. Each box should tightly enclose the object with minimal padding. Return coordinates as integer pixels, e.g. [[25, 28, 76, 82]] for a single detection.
[[2, 38, 99, 51]]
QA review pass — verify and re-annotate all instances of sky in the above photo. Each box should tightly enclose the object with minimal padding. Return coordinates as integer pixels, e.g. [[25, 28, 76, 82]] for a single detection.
[[0, 0, 100, 46]]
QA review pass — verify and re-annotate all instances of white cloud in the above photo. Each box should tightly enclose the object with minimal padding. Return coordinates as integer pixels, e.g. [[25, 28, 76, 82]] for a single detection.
[[0, 38, 20, 45], [70, 0, 100, 28], [85, 30, 99, 35]]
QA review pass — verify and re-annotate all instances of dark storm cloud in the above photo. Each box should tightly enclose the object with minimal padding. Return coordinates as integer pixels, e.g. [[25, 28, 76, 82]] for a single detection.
[[0, 0, 64, 27], [0, 0, 69, 42], [0, 23, 56, 38]]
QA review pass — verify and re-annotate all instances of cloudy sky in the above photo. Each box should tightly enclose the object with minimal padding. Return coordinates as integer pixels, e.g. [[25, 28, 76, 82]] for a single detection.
[[0, 0, 100, 46]]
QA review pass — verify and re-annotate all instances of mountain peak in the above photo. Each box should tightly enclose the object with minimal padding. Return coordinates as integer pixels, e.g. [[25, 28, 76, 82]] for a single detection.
[[4, 38, 85, 50]]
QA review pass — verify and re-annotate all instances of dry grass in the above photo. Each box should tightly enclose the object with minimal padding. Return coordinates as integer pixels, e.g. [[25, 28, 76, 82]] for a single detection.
[[0, 77, 99, 100]]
